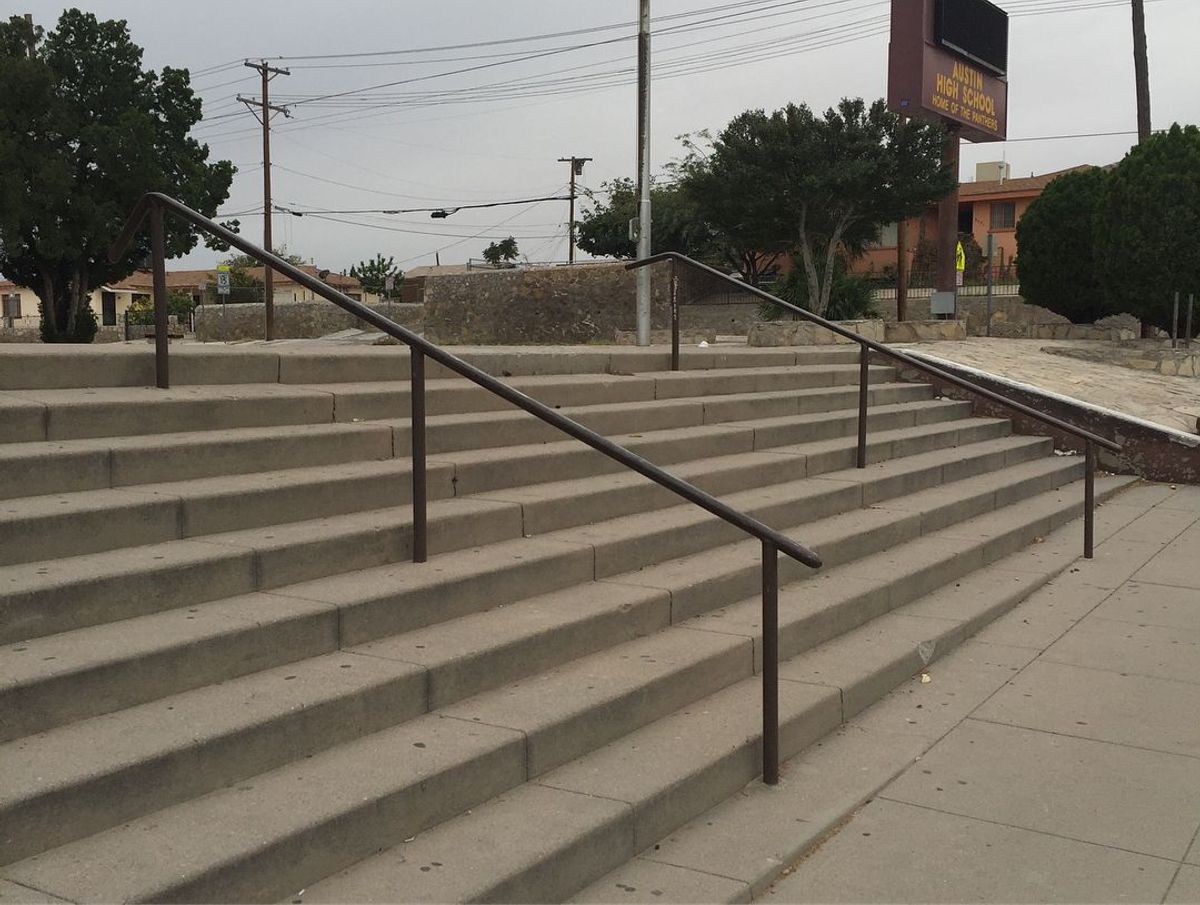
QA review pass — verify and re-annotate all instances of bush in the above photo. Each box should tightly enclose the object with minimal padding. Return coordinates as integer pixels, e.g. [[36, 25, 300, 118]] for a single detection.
[[1016, 167, 1110, 323], [125, 290, 196, 326], [1097, 124, 1200, 333], [760, 254, 877, 322]]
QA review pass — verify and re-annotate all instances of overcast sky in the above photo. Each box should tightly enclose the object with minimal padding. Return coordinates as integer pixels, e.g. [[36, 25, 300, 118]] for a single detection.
[[21, 0, 1200, 272]]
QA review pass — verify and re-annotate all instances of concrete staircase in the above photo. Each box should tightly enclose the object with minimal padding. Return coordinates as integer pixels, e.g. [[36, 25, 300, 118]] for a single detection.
[[0, 343, 1133, 903]]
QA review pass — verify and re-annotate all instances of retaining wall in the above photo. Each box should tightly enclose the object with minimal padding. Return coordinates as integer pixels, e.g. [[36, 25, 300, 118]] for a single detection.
[[194, 301, 424, 342]]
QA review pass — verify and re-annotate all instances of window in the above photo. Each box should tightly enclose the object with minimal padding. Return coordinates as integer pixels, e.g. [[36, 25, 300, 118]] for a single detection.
[[990, 201, 1016, 230], [1, 293, 21, 320], [874, 223, 899, 247]]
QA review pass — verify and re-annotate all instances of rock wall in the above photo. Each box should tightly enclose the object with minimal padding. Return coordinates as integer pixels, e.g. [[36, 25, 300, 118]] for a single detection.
[[422, 263, 672, 345], [194, 301, 425, 342], [873, 294, 1139, 338], [884, 320, 968, 343], [1044, 342, 1200, 377], [749, 319, 886, 347]]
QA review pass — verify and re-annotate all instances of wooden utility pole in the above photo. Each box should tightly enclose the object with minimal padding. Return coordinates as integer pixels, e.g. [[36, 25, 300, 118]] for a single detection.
[[558, 156, 592, 264], [22, 13, 35, 57], [1131, 0, 1152, 143], [238, 60, 290, 340]]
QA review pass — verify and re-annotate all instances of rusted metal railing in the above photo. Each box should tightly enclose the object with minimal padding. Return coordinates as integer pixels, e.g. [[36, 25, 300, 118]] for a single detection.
[[629, 252, 1122, 561], [110, 193, 823, 786]]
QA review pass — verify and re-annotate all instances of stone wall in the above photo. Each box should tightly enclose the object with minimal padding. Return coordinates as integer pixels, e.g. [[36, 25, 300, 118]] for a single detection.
[[422, 262, 673, 345], [750, 318, 966, 347], [872, 294, 1139, 339], [884, 320, 967, 343], [749, 319, 885, 347], [1044, 342, 1200, 377], [0, 325, 124, 344], [194, 301, 424, 342]]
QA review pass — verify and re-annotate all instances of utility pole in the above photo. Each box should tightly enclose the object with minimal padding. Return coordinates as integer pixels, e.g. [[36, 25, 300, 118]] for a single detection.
[[1131, 0, 1152, 144], [23, 13, 35, 57], [896, 114, 909, 324], [558, 156, 592, 264], [238, 60, 290, 341], [635, 0, 652, 346]]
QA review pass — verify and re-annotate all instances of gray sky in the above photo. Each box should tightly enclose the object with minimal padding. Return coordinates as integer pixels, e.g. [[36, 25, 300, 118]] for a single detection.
[[21, 0, 1200, 272]]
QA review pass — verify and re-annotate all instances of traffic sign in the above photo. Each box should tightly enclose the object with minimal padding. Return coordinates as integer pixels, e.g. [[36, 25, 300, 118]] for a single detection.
[[216, 265, 231, 296]]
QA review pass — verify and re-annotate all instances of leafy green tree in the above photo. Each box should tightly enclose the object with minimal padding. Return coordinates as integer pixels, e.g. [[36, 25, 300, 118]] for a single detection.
[[693, 99, 954, 317], [0, 10, 234, 342], [482, 237, 520, 267], [350, 253, 402, 297], [766, 254, 876, 321], [1016, 167, 1110, 323], [576, 177, 716, 264], [1097, 124, 1200, 333]]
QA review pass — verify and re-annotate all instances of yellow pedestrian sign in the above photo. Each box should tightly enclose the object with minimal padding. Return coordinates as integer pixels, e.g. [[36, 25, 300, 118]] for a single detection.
[[955, 242, 966, 272]]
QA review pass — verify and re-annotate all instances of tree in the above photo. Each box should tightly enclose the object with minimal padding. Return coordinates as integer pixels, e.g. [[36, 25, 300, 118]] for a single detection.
[[0, 11, 234, 342], [350, 253, 402, 298], [482, 237, 520, 267], [1096, 124, 1200, 333], [691, 99, 954, 317], [576, 177, 715, 264], [1016, 167, 1110, 323]]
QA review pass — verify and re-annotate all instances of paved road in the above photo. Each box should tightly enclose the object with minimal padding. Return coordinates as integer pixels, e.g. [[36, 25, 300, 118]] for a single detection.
[[772, 482, 1200, 903]]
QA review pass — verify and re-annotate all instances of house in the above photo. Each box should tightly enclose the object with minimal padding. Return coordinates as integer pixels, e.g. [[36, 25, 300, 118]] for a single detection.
[[0, 264, 375, 331], [857, 162, 1101, 277]]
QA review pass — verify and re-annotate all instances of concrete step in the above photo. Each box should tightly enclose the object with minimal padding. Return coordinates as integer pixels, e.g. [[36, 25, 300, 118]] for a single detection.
[[0, 361, 895, 446], [0, 412, 1002, 641], [0, 343, 864, 390], [0, 395, 953, 566], [304, 478, 1137, 905], [0, 434, 1049, 742], [0, 478, 1133, 903], [284, 363, 897, 425], [0, 494, 526, 646], [0, 451, 1079, 864], [0, 381, 934, 501]]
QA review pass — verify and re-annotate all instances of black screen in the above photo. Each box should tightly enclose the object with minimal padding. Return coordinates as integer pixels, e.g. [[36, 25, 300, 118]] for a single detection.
[[936, 0, 1009, 76]]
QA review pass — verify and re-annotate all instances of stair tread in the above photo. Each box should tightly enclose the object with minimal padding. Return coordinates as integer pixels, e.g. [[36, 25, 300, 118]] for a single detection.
[[297, 485, 1133, 904], [1, 713, 527, 905], [0, 434, 1054, 721], [0, 478, 1133, 902], [0, 467, 1103, 860]]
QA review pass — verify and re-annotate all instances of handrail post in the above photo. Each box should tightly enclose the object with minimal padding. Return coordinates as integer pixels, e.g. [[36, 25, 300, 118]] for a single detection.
[[856, 343, 869, 469], [411, 349, 428, 564], [1084, 440, 1095, 560], [149, 202, 169, 389], [670, 260, 680, 372], [762, 540, 780, 785]]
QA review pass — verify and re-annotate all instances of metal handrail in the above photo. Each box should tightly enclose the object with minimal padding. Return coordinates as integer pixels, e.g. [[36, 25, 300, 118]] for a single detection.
[[110, 192, 821, 785], [630, 251, 1122, 560]]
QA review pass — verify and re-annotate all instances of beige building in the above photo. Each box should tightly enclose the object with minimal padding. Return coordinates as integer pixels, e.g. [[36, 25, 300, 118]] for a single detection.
[[1, 264, 375, 330]]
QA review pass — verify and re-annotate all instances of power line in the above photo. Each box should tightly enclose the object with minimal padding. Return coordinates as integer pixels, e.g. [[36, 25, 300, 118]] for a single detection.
[[273, 193, 572, 216], [270, 0, 804, 61]]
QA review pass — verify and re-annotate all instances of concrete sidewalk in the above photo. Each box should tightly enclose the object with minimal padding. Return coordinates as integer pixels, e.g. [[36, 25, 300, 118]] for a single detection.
[[771, 482, 1200, 903]]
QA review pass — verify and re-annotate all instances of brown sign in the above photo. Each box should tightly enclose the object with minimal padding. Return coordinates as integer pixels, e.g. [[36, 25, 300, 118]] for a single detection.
[[888, 0, 1009, 142]]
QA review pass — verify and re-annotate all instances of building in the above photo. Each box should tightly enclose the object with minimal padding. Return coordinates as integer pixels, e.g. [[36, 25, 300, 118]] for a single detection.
[[0, 264, 374, 331], [858, 162, 1100, 277]]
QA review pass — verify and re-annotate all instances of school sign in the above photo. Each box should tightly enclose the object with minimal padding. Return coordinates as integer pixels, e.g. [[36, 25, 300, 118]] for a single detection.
[[887, 0, 1009, 142]]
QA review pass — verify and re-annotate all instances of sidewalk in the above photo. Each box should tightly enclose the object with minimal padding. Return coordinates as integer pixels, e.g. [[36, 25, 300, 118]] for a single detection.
[[771, 482, 1200, 903], [898, 338, 1200, 435]]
